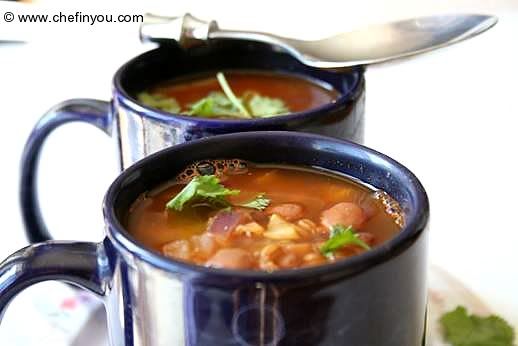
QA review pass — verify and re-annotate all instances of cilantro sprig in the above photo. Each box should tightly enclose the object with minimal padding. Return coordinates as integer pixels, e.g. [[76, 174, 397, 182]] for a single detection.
[[320, 225, 370, 258], [216, 72, 251, 118], [138, 72, 289, 119], [166, 175, 270, 211], [440, 306, 515, 346], [186, 92, 244, 118], [166, 175, 238, 211]]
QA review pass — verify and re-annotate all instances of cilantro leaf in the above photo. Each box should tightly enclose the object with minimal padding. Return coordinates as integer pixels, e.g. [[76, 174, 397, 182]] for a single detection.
[[237, 194, 271, 210], [166, 175, 271, 212], [187, 92, 245, 118], [216, 72, 251, 118], [320, 224, 370, 257], [244, 92, 289, 117], [139, 72, 291, 119], [166, 175, 239, 211], [440, 306, 515, 346], [187, 96, 216, 117], [137, 92, 181, 113]]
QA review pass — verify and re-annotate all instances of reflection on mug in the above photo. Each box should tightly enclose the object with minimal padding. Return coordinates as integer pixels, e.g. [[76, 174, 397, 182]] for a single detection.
[[185, 283, 287, 346]]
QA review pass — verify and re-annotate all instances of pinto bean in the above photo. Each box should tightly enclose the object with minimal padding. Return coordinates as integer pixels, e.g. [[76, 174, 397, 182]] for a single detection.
[[196, 233, 219, 257], [359, 199, 378, 219], [303, 252, 326, 267], [206, 248, 253, 270], [321, 202, 366, 230], [278, 253, 301, 269], [356, 232, 376, 247], [250, 210, 270, 225], [297, 219, 317, 232], [163, 240, 191, 261], [282, 243, 313, 257], [266, 203, 304, 221]]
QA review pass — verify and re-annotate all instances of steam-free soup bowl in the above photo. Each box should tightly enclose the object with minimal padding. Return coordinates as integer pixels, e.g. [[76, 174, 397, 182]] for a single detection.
[[6, 132, 428, 346], [21, 40, 365, 244]]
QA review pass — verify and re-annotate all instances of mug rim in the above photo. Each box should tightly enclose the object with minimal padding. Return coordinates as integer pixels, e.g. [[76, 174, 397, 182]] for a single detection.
[[103, 131, 429, 281], [112, 46, 364, 126]]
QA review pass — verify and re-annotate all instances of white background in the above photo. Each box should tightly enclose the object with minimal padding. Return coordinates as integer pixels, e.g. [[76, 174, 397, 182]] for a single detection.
[[1, 0, 517, 342]]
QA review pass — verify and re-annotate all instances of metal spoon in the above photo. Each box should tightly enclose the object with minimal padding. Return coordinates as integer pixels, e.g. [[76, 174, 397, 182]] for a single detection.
[[140, 13, 497, 71]]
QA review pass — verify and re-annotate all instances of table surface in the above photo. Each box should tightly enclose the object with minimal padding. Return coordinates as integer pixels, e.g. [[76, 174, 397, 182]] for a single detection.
[[1, 0, 517, 343]]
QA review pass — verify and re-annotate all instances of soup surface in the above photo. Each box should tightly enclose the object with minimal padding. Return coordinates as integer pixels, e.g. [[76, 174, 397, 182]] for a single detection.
[[126, 161, 403, 271], [137, 71, 339, 119]]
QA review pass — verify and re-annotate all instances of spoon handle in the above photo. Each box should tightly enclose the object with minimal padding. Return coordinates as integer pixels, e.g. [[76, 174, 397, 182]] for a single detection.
[[140, 13, 302, 63], [140, 13, 289, 48], [140, 13, 218, 48]]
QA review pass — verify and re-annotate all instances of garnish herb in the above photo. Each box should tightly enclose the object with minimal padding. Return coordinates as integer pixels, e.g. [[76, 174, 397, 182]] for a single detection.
[[138, 72, 290, 119], [187, 92, 245, 118], [166, 175, 270, 211], [237, 194, 270, 210], [166, 175, 238, 211], [216, 72, 251, 118], [245, 92, 289, 117], [440, 306, 515, 346], [137, 92, 181, 113], [320, 224, 370, 257], [186, 95, 219, 118]]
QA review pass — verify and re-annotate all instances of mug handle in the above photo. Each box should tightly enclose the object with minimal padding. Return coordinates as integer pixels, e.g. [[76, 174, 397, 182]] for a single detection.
[[0, 241, 106, 320], [20, 99, 112, 243]]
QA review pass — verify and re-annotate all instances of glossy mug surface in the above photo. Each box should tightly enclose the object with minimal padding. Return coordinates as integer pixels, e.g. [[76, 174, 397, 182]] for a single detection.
[[6, 132, 429, 346], [21, 40, 365, 244]]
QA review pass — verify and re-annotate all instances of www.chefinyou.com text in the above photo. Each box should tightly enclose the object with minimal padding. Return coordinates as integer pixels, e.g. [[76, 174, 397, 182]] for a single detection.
[[2, 10, 143, 25]]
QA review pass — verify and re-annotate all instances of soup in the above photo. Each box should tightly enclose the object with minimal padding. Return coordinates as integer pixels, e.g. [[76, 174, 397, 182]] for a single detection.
[[126, 160, 403, 271], [137, 71, 339, 119]]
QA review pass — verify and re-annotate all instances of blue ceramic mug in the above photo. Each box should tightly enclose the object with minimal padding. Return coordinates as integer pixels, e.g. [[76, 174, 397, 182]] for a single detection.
[[20, 40, 365, 245], [7, 132, 428, 346]]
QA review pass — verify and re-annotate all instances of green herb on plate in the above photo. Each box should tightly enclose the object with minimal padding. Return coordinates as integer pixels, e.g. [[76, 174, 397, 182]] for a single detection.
[[440, 306, 515, 346]]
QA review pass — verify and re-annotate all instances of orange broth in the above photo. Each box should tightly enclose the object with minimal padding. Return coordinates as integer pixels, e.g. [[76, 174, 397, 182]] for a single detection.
[[126, 164, 402, 271], [150, 71, 339, 115]]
